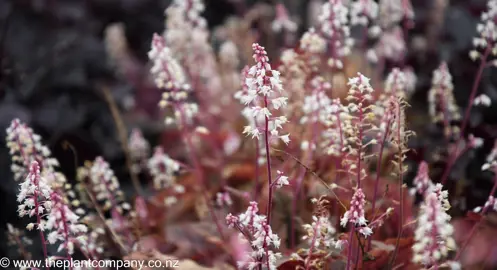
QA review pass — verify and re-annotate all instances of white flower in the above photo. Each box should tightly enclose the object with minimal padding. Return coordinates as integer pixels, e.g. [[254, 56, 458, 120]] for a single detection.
[[279, 134, 291, 145], [271, 3, 297, 33], [474, 94, 492, 107], [147, 146, 181, 190], [275, 171, 289, 188]]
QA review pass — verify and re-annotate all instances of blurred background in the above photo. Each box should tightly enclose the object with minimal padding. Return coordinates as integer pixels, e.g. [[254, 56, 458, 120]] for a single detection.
[[0, 0, 495, 261]]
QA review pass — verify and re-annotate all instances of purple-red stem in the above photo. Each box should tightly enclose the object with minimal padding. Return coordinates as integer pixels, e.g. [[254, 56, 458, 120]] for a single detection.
[[304, 219, 321, 270], [389, 104, 405, 267], [367, 129, 390, 251], [34, 183, 48, 270], [441, 46, 490, 185], [58, 200, 73, 270], [346, 225, 355, 270], [455, 174, 497, 260], [253, 139, 260, 201], [263, 96, 274, 222]]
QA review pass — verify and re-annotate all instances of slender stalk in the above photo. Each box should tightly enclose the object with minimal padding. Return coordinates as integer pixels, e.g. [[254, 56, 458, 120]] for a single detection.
[[346, 225, 355, 270], [101, 86, 143, 196], [35, 199, 49, 270], [263, 96, 274, 222], [367, 129, 390, 251], [455, 174, 497, 260], [441, 46, 490, 185], [304, 219, 321, 270], [253, 139, 260, 201], [389, 104, 405, 268]]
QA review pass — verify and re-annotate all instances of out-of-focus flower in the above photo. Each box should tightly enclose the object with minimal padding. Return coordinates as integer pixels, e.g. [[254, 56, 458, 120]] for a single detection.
[[470, 0, 497, 59], [149, 34, 198, 126], [367, 26, 405, 63], [474, 94, 492, 107], [272, 3, 297, 33], [128, 128, 150, 172], [147, 146, 181, 190], [300, 28, 327, 55], [317, 0, 353, 69], [411, 161, 432, 196], [89, 157, 129, 213], [378, 0, 414, 28], [216, 192, 233, 207], [428, 63, 460, 138], [481, 139, 497, 171], [350, 0, 379, 26]]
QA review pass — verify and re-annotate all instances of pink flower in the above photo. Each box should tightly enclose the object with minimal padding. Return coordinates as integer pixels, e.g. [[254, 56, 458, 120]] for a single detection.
[[340, 188, 372, 237], [272, 3, 297, 33]]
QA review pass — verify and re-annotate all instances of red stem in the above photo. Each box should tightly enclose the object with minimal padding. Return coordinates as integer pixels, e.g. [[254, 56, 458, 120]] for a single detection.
[[34, 184, 48, 270], [455, 174, 497, 260], [346, 225, 355, 270], [441, 46, 490, 185], [367, 129, 390, 251], [264, 96, 274, 222], [304, 219, 321, 270]]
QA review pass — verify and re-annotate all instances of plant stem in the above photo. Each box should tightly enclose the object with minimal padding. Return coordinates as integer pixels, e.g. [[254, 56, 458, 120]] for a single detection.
[[389, 104, 405, 268], [253, 139, 260, 201], [304, 218, 320, 270], [367, 130, 390, 251], [441, 46, 490, 185], [264, 96, 274, 222], [346, 225, 355, 270], [455, 174, 497, 260]]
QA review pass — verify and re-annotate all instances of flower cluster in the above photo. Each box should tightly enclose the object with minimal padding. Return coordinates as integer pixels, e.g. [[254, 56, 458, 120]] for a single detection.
[[412, 191, 456, 267], [241, 43, 290, 145], [343, 73, 377, 185], [271, 3, 297, 33], [147, 146, 185, 206], [147, 146, 181, 189], [470, 0, 497, 60], [383, 68, 416, 99], [128, 128, 150, 172], [89, 157, 130, 213], [411, 161, 432, 196], [300, 76, 332, 126], [226, 202, 281, 270], [17, 161, 52, 227], [340, 188, 372, 237], [428, 62, 460, 138], [299, 28, 327, 55], [149, 33, 198, 125], [302, 215, 337, 250], [45, 192, 88, 255], [6, 223, 32, 258], [378, 0, 414, 28], [350, 0, 379, 27], [216, 192, 233, 207], [164, 0, 207, 57], [317, 0, 354, 69], [6, 119, 60, 182], [322, 98, 348, 157], [367, 26, 406, 63], [482, 139, 497, 171]]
